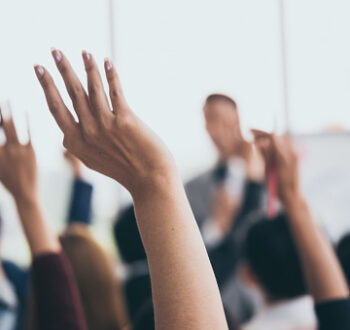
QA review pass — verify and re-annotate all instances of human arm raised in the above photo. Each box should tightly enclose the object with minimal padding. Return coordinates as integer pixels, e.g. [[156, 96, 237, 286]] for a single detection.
[[34, 49, 227, 329]]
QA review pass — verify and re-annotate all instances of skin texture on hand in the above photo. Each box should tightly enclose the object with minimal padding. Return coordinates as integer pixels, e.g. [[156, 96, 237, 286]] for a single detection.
[[0, 111, 60, 256], [254, 131, 349, 303], [35, 49, 228, 329]]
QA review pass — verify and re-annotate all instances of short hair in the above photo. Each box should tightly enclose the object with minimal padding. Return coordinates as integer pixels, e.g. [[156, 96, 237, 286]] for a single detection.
[[245, 213, 306, 301], [205, 94, 237, 109], [337, 234, 350, 286]]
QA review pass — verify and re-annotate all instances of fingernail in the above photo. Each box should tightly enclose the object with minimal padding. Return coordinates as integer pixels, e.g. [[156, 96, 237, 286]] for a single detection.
[[104, 58, 113, 71], [51, 47, 62, 63], [82, 50, 91, 63], [34, 65, 45, 78]]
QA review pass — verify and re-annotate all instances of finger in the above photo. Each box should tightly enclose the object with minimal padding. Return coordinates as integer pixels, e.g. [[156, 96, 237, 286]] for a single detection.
[[104, 58, 128, 114], [271, 135, 287, 161], [25, 113, 32, 147], [251, 129, 271, 140], [51, 48, 92, 122], [34, 64, 76, 133], [0, 106, 19, 144], [82, 51, 111, 116]]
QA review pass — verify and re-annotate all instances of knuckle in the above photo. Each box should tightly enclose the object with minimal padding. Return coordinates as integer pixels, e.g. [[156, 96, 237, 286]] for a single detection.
[[68, 85, 83, 102], [49, 100, 61, 115], [110, 87, 120, 99], [58, 63, 67, 74], [88, 83, 99, 96]]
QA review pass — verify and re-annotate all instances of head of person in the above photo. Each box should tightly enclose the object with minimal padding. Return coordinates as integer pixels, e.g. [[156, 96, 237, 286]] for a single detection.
[[337, 233, 350, 286], [203, 94, 243, 159], [59, 227, 128, 330], [241, 213, 306, 303]]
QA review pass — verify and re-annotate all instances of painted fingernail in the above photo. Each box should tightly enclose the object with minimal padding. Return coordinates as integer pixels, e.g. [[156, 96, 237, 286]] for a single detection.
[[51, 47, 62, 63], [34, 65, 45, 78], [104, 58, 113, 71], [82, 50, 91, 63]]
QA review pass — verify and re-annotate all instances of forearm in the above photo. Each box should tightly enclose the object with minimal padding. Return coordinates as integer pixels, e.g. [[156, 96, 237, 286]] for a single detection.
[[284, 192, 349, 302], [133, 174, 228, 329], [15, 196, 60, 256]]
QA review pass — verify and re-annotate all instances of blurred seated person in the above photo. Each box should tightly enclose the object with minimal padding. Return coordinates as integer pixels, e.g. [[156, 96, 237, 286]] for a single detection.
[[245, 131, 350, 330], [241, 213, 316, 330], [61, 151, 129, 330]]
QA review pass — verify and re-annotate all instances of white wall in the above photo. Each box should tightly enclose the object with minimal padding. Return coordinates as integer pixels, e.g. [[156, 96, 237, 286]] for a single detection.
[[1, 0, 350, 263]]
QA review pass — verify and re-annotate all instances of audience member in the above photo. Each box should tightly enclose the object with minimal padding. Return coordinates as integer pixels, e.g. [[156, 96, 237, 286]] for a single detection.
[[34, 48, 228, 329], [0, 110, 87, 330], [253, 131, 350, 330]]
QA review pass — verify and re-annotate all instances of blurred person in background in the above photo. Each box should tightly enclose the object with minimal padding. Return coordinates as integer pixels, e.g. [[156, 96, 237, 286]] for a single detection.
[[244, 131, 350, 330], [185, 94, 265, 322], [0, 110, 87, 330], [60, 152, 129, 330], [241, 213, 316, 329]]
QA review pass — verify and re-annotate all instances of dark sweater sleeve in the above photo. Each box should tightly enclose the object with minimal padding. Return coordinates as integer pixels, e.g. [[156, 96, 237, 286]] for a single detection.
[[235, 181, 264, 228], [32, 252, 87, 330], [315, 298, 350, 330], [67, 179, 93, 225]]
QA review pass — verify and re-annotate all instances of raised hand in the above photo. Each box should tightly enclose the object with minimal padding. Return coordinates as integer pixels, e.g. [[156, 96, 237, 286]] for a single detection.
[[34, 50, 175, 197], [0, 109, 60, 256], [252, 130, 299, 203], [270, 135, 300, 201], [0, 111, 37, 204], [35, 49, 228, 329]]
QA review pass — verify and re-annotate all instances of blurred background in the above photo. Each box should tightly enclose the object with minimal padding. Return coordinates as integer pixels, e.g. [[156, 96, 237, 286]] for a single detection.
[[0, 0, 350, 264]]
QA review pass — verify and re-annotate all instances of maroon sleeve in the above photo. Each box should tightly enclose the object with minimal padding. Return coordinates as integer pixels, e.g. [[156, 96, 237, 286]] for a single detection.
[[32, 251, 87, 330]]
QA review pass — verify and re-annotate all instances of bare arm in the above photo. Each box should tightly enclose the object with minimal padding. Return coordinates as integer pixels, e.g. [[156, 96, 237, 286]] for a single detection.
[[34, 49, 227, 329]]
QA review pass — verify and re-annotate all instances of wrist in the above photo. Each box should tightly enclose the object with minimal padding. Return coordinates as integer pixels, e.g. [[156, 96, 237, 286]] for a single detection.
[[131, 169, 181, 205], [282, 188, 305, 210]]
